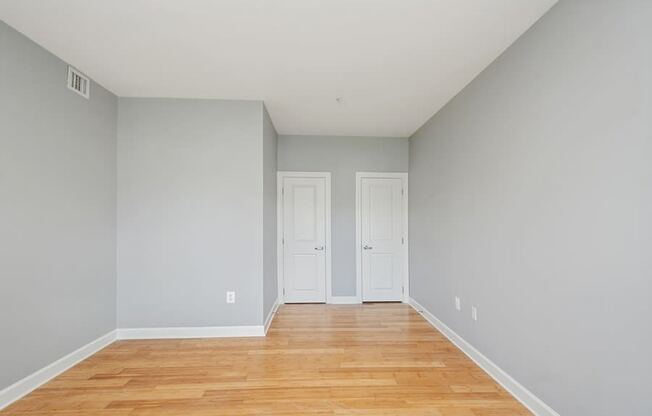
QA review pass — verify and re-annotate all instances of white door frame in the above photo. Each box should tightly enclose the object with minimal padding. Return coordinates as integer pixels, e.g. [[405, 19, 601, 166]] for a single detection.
[[277, 171, 332, 304], [355, 172, 409, 303]]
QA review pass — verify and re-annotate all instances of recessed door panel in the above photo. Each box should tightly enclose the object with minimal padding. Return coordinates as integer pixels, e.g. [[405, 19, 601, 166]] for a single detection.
[[370, 185, 393, 241], [292, 254, 319, 291], [292, 186, 317, 241], [369, 253, 394, 290]]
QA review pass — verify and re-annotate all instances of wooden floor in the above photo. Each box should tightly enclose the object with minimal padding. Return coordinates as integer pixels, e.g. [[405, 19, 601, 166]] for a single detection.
[[2, 304, 530, 415]]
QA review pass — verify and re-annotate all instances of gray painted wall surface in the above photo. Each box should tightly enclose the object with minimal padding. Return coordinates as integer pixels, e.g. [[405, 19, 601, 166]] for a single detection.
[[262, 106, 278, 319], [278, 135, 409, 297], [117, 98, 265, 327], [0, 21, 117, 390], [408, 1, 652, 415]]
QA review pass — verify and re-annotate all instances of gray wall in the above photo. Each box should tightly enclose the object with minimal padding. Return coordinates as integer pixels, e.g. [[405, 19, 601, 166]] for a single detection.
[[278, 135, 409, 297], [117, 98, 266, 327], [408, 1, 652, 415], [262, 107, 278, 319], [0, 21, 117, 390]]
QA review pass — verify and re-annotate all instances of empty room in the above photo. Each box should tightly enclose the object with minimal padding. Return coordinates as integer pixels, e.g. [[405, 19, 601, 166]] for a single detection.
[[0, 1, 650, 415]]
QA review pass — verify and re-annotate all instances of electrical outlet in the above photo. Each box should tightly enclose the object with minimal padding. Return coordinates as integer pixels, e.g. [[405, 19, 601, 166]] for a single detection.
[[455, 296, 461, 311], [226, 291, 235, 304], [471, 306, 478, 321]]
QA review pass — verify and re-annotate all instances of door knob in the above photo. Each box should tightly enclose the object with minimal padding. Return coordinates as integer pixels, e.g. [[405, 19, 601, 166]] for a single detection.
[[363, 245, 373, 250], [314, 246, 324, 251]]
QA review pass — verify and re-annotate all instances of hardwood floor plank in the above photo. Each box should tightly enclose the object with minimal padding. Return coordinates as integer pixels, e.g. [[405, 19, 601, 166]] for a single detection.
[[1, 304, 530, 415]]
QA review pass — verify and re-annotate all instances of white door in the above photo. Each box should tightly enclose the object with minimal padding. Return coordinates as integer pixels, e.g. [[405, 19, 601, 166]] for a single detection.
[[282, 176, 327, 303], [360, 177, 405, 301]]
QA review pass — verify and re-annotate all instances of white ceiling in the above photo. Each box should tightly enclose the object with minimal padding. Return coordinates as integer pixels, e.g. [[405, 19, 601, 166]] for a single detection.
[[0, 0, 556, 137]]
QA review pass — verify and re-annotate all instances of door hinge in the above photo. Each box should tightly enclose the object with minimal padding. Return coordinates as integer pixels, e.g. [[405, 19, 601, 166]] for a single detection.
[[401, 237, 404, 244], [402, 286, 405, 294], [283, 288, 285, 295], [401, 188, 404, 196], [282, 187, 284, 195], [282, 237, 284, 244]]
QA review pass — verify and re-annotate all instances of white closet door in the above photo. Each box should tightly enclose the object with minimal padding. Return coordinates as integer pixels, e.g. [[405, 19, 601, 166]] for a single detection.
[[360, 177, 404, 301], [282, 176, 327, 303]]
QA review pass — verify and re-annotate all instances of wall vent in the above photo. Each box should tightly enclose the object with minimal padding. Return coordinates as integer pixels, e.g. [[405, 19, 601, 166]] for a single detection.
[[67, 66, 90, 99]]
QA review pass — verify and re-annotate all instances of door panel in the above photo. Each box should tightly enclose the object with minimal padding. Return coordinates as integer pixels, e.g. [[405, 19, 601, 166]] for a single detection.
[[369, 253, 393, 289], [283, 176, 327, 303], [370, 185, 394, 241], [292, 186, 317, 241], [292, 254, 319, 291], [361, 177, 404, 301]]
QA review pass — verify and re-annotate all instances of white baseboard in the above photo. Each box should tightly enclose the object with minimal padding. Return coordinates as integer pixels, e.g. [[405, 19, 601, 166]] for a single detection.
[[408, 297, 560, 416], [264, 297, 281, 335], [329, 296, 361, 304], [117, 325, 265, 340], [0, 330, 117, 411]]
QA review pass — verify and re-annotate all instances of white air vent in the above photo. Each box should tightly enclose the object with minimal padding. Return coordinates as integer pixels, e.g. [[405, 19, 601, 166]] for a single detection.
[[67, 66, 90, 99]]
